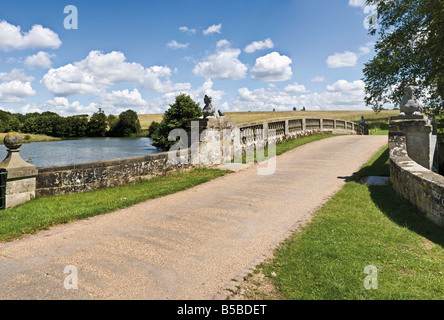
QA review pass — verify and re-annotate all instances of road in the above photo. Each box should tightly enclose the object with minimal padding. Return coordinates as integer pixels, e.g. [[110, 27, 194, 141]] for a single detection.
[[0, 135, 387, 300]]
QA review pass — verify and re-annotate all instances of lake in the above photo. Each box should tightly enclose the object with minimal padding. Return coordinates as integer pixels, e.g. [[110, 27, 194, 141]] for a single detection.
[[2, 137, 161, 168]]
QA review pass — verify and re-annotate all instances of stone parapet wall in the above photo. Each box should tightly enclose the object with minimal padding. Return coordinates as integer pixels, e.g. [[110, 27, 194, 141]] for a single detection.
[[36, 152, 192, 197], [389, 133, 444, 228]]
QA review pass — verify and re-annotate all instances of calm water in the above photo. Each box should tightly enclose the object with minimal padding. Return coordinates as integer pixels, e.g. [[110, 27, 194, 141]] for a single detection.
[[4, 137, 161, 168]]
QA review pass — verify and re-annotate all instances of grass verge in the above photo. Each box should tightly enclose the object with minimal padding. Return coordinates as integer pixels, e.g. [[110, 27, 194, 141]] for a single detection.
[[234, 133, 341, 164], [252, 145, 444, 300], [0, 168, 229, 243], [0, 133, 61, 144]]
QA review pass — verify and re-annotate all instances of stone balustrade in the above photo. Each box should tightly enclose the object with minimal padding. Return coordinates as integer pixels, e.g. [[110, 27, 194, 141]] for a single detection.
[[0, 117, 366, 201]]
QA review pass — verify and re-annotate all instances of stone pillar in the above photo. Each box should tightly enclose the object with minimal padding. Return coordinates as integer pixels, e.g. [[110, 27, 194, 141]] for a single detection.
[[0, 133, 38, 209], [188, 118, 237, 166], [389, 115, 433, 170]]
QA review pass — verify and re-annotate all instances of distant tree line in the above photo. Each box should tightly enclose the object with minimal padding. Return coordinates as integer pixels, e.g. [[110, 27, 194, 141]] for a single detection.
[[0, 108, 141, 138]]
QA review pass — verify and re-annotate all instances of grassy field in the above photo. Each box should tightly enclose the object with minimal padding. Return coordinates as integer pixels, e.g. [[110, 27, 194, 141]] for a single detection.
[[257, 146, 444, 300], [138, 110, 397, 135]]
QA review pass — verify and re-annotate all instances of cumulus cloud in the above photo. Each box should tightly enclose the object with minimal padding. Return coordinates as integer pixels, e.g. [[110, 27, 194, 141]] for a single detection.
[[232, 79, 367, 111], [0, 69, 34, 82], [99, 89, 148, 108], [24, 51, 54, 69], [41, 50, 191, 96], [0, 80, 36, 102], [251, 52, 293, 82], [0, 20, 61, 51], [193, 44, 247, 80], [326, 79, 365, 92], [284, 82, 309, 94], [326, 51, 358, 68], [348, 0, 366, 7], [311, 76, 326, 82], [21, 97, 98, 116], [203, 23, 222, 35], [179, 26, 196, 35], [244, 38, 274, 53], [326, 42, 373, 69], [166, 40, 189, 50]]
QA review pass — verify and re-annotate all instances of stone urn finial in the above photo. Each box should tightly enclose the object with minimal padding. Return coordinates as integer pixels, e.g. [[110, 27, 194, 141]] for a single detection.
[[4, 132, 24, 150]]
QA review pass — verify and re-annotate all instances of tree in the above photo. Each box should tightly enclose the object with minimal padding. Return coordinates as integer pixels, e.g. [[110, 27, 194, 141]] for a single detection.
[[363, 0, 444, 114], [108, 109, 141, 137], [151, 94, 202, 150], [87, 110, 108, 137]]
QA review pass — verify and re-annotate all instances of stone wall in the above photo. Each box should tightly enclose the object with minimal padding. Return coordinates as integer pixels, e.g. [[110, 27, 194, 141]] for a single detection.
[[35, 117, 365, 197], [36, 152, 192, 197], [389, 133, 444, 228]]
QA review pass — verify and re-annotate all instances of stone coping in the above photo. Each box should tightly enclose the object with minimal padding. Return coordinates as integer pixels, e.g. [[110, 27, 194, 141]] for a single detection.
[[37, 151, 171, 172], [389, 133, 444, 228]]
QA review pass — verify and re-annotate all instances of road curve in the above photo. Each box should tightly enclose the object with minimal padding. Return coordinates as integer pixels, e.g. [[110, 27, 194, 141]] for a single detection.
[[0, 135, 387, 300]]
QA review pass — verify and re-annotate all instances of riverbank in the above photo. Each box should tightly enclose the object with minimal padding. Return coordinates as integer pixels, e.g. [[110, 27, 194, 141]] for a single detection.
[[0, 133, 61, 144]]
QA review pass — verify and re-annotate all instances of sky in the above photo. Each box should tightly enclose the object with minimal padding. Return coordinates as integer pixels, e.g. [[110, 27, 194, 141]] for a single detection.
[[0, 0, 380, 116]]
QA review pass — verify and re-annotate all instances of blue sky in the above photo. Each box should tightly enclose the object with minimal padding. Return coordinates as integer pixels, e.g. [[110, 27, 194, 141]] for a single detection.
[[0, 0, 378, 116]]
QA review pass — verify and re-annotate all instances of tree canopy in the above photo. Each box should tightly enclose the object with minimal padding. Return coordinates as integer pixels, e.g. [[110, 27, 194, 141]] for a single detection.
[[149, 94, 202, 150], [363, 0, 444, 114]]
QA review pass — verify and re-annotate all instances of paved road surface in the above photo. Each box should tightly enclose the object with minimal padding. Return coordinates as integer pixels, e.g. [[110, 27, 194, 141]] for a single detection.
[[0, 135, 387, 300]]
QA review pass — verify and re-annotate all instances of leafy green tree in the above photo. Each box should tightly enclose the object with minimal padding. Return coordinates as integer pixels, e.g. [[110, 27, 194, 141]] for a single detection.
[[87, 110, 108, 137], [151, 94, 202, 150], [147, 121, 160, 140], [6, 116, 21, 132], [108, 109, 141, 137], [363, 0, 444, 114]]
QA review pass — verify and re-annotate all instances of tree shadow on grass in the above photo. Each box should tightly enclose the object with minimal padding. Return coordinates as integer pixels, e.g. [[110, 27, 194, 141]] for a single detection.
[[369, 185, 444, 248], [354, 147, 444, 247], [354, 148, 391, 180]]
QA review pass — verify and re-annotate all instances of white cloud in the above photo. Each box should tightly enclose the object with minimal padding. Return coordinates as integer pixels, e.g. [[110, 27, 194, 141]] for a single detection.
[[21, 97, 98, 116], [232, 79, 367, 111], [285, 82, 309, 94], [0, 20, 61, 51], [179, 26, 196, 34], [326, 51, 358, 68], [359, 45, 370, 55], [0, 69, 34, 82], [326, 79, 365, 92], [348, 0, 366, 7], [203, 23, 222, 35], [0, 80, 36, 102], [41, 50, 191, 96], [193, 44, 247, 80], [167, 40, 189, 50], [311, 76, 325, 83], [251, 52, 293, 82], [244, 38, 274, 53], [24, 51, 54, 69], [216, 39, 231, 48], [99, 89, 148, 108]]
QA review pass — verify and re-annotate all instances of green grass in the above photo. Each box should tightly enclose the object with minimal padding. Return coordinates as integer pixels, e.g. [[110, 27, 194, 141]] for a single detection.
[[263, 145, 444, 299], [235, 133, 340, 164], [0, 168, 229, 243]]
